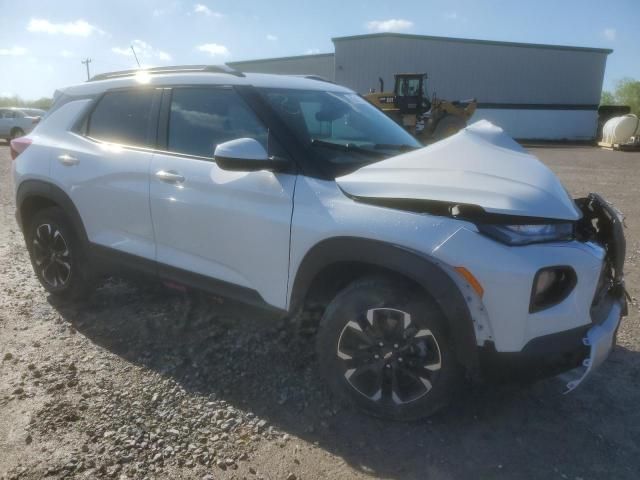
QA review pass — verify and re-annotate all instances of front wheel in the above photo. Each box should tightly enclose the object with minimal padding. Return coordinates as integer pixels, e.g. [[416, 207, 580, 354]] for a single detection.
[[316, 276, 463, 421], [26, 207, 94, 301]]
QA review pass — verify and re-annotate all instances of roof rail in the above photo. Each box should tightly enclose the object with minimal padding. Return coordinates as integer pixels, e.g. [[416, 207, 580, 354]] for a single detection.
[[89, 65, 245, 82], [296, 74, 335, 84]]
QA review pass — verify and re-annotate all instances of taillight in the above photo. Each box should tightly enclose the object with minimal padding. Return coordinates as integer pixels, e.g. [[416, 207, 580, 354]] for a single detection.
[[10, 137, 32, 161]]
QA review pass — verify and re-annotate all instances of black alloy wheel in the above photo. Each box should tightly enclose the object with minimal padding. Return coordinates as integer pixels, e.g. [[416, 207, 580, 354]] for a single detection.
[[31, 222, 72, 289], [317, 276, 463, 421], [337, 307, 442, 405], [27, 207, 94, 300]]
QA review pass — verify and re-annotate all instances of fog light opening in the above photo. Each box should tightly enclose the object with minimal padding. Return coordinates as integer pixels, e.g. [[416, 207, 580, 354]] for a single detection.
[[530, 266, 577, 313]]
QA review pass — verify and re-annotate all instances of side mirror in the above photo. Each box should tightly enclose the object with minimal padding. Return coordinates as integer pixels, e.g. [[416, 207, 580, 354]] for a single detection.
[[214, 138, 289, 172]]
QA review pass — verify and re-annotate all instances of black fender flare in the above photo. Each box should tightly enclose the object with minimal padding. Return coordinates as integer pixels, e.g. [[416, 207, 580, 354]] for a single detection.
[[16, 180, 89, 244], [289, 237, 479, 372]]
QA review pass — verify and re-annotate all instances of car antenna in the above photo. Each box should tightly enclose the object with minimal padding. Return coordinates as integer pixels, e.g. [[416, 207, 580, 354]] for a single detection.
[[131, 45, 141, 68]]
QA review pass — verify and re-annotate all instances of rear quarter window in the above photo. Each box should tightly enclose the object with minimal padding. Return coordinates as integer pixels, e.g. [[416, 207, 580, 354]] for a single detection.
[[86, 89, 155, 147]]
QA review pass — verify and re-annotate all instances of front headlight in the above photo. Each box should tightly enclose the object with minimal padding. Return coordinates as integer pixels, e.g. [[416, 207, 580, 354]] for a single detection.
[[478, 223, 574, 246]]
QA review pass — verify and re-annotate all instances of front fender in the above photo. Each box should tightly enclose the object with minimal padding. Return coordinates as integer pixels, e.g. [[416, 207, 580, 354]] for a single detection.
[[290, 236, 479, 373]]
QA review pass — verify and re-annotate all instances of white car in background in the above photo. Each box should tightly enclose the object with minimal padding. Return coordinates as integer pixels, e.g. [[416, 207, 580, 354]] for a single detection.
[[0, 107, 46, 141], [10, 66, 627, 420]]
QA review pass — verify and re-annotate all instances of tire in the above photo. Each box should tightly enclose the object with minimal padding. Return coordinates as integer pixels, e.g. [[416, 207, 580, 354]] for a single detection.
[[316, 275, 463, 421], [26, 207, 94, 301], [10, 127, 25, 140]]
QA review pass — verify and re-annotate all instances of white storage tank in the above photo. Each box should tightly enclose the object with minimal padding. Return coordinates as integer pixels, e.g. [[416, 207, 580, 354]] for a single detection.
[[602, 114, 640, 143]]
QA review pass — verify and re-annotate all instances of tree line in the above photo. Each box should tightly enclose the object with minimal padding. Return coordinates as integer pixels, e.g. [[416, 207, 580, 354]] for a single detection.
[[601, 78, 640, 115], [0, 95, 53, 110]]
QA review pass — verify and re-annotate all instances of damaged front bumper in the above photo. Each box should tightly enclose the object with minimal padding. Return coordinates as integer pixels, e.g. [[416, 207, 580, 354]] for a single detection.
[[561, 193, 628, 392], [562, 296, 623, 393], [478, 193, 627, 388]]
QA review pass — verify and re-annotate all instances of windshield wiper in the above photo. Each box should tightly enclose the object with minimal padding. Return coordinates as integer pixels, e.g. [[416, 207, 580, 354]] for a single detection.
[[310, 139, 387, 157], [373, 143, 420, 152]]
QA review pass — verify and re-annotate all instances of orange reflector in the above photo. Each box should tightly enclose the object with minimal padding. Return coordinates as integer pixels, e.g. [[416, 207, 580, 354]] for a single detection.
[[454, 267, 484, 298]]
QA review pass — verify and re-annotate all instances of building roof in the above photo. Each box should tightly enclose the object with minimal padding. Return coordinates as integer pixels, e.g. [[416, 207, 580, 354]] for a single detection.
[[331, 32, 613, 55], [228, 52, 334, 66]]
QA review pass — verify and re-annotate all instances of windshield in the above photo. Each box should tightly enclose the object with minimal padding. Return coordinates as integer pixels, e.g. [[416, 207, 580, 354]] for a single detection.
[[396, 77, 422, 97], [259, 88, 421, 176]]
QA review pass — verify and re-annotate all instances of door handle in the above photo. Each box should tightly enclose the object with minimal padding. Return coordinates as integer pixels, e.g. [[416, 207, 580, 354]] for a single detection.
[[155, 170, 185, 184], [57, 154, 79, 166]]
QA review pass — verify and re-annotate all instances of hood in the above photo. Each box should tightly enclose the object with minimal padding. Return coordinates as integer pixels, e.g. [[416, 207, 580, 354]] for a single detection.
[[337, 120, 581, 221]]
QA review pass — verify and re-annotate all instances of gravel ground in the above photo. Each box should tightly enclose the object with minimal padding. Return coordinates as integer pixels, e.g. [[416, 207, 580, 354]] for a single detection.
[[1, 144, 639, 480]]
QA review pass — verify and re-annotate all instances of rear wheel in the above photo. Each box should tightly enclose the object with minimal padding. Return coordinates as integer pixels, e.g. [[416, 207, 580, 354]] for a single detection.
[[316, 276, 463, 421], [26, 207, 94, 301], [10, 127, 25, 140]]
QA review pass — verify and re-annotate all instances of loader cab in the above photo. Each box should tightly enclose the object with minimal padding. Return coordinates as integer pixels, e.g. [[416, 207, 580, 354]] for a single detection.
[[393, 73, 431, 114]]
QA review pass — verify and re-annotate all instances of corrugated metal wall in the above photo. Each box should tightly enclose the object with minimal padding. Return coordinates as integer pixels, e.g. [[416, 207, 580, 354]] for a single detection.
[[225, 34, 611, 139], [333, 35, 608, 105], [228, 53, 335, 81], [470, 109, 598, 140]]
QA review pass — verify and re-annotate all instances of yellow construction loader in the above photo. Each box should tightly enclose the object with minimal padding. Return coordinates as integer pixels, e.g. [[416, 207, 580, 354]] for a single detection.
[[364, 73, 477, 142]]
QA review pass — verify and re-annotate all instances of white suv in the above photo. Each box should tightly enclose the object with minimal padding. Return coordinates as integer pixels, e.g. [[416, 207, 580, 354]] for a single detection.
[[12, 65, 627, 420]]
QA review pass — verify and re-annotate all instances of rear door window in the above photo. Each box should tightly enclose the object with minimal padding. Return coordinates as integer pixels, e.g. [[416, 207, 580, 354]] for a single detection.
[[167, 87, 268, 158], [87, 89, 155, 146]]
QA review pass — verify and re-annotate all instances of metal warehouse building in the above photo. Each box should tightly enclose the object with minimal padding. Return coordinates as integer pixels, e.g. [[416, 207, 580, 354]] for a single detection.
[[228, 33, 612, 140]]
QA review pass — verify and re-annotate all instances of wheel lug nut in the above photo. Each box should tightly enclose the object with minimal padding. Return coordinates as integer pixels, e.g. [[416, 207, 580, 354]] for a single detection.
[[374, 354, 380, 359], [385, 364, 391, 369], [398, 357, 403, 362], [393, 343, 399, 349], [378, 342, 384, 347]]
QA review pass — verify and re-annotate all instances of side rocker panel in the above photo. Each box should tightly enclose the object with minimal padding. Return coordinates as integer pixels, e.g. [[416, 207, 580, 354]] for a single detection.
[[290, 237, 479, 373]]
